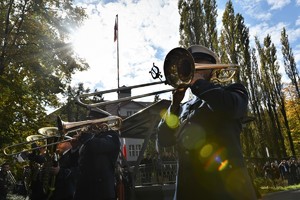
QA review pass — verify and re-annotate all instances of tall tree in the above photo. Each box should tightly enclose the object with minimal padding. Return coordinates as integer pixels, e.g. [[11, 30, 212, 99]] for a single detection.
[[219, 1, 238, 65], [255, 35, 288, 158], [178, 0, 204, 47], [250, 48, 266, 157], [0, 0, 88, 148], [178, 0, 218, 49], [280, 27, 300, 98], [202, 0, 218, 52]]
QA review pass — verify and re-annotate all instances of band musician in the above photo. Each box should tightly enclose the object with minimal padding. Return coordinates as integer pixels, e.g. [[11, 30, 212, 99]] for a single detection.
[[157, 45, 257, 200], [0, 162, 15, 200], [73, 108, 121, 200], [49, 138, 80, 200]]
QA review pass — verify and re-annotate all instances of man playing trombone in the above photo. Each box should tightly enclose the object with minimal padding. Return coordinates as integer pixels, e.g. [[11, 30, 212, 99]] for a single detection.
[[73, 108, 121, 200], [48, 138, 80, 200], [157, 45, 257, 200]]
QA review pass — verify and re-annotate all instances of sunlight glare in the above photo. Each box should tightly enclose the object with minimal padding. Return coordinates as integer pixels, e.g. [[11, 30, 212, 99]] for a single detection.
[[71, 19, 102, 63]]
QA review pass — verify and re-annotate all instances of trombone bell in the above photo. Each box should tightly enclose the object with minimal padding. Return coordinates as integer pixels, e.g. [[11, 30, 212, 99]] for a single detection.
[[38, 127, 60, 137], [164, 47, 195, 88]]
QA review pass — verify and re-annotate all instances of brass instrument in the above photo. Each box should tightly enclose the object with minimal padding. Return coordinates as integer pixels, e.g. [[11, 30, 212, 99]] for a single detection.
[[3, 129, 67, 156], [3, 115, 122, 156], [75, 47, 238, 108], [38, 127, 61, 199], [57, 115, 123, 134]]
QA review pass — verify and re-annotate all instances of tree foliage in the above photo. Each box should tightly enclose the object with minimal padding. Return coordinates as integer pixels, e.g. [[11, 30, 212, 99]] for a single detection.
[[178, 0, 300, 160], [280, 27, 300, 98], [0, 0, 88, 151], [178, 0, 218, 49]]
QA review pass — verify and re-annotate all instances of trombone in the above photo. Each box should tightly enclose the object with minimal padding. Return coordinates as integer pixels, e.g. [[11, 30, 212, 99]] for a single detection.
[[75, 47, 238, 108], [3, 127, 71, 156], [3, 115, 123, 156]]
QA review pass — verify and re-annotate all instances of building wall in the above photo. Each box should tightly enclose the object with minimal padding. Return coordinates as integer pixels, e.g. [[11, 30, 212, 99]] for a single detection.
[[118, 103, 141, 117], [118, 101, 151, 162], [125, 138, 144, 162]]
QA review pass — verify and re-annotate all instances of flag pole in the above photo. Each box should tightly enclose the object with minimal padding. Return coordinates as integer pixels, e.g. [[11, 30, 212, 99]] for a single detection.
[[116, 14, 120, 89]]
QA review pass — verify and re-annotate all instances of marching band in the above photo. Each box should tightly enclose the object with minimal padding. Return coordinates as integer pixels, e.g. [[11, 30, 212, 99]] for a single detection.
[[1, 45, 245, 200]]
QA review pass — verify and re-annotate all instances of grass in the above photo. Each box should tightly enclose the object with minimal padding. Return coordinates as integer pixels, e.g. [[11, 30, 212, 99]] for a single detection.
[[260, 184, 300, 195], [254, 177, 300, 196]]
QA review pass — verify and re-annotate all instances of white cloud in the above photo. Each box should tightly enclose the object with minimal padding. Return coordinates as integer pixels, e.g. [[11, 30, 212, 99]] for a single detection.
[[249, 22, 289, 47], [294, 44, 300, 66], [267, 0, 290, 10], [71, 0, 179, 101], [68, 0, 299, 104], [296, 16, 300, 26], [234, 0, 272, 21], [297, 0, 300, 6]]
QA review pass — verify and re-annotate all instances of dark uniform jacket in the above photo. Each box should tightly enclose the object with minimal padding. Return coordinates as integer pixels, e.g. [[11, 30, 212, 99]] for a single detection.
[[73, 130, 120, 200], [50, 148, 79, 200], [158, 79, 257, 200], [27, 146, 79, 200], [0, 170, 9, 200]]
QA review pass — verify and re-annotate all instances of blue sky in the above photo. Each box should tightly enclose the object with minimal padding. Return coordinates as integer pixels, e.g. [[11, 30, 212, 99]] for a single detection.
[[69, 0, 300, 103]]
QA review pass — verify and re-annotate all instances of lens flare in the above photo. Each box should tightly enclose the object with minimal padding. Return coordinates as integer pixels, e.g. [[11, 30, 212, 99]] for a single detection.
[[218, 160, 229, 171], [166, 114, 179, 129], [200, 144, 213, 158], [160, 109, 179, 129]]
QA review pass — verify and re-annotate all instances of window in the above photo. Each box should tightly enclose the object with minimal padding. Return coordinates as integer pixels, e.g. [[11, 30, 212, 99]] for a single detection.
[[127, 111, 132, 116], [129, 144, 135, 157], [135, 144, 141, 156]]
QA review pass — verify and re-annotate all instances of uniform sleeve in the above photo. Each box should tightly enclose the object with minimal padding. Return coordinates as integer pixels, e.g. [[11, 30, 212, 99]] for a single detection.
[[86, 131, 120, 154], [157, 106, 181, 147], [190, 79, 248, 119]]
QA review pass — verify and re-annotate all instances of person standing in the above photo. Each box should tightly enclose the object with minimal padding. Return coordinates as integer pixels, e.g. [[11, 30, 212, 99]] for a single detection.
[[0, 162, 14, 200], [157, 45, 257, 200], [73, 108, 121, 200], [49, 138, 80, 200]]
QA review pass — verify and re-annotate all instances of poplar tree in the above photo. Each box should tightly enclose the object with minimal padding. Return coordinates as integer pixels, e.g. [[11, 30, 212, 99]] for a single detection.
[[178, 0, 218, 49], [219, 1, 238, 66], [202, 0, 218, 52], [280, 27, 300, 98], [255, 35, 288, 158], [178, 0, 204, 47], [250, 48, 266, 157], [219, 0, 242, 83]]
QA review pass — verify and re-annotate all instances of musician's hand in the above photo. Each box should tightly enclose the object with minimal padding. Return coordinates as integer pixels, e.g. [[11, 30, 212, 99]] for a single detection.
[[71, 132, 81, 144], [171, 87, 187, 113], [75, 132, 94, 144], [50, 166, 60, 175]]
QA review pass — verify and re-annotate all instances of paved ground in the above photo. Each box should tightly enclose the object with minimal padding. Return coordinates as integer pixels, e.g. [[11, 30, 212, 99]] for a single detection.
[[262, 189, 300, 200]]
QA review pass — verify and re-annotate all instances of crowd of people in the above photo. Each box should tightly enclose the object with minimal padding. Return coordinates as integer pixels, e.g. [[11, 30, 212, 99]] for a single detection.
[[261, 158, 300, 187], [139, 152, 177, 185]]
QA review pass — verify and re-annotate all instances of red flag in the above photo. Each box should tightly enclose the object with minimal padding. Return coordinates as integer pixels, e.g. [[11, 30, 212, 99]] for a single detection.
[[122, 138, 127, 159], [114, 15, 118, 42]]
